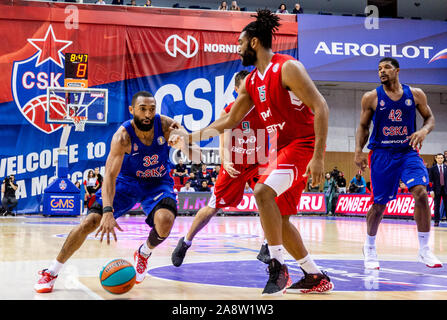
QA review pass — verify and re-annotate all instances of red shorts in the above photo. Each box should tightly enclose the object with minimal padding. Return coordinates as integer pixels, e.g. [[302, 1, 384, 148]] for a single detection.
[[257, 140, 314, 215], [209, 161, 306, 216]]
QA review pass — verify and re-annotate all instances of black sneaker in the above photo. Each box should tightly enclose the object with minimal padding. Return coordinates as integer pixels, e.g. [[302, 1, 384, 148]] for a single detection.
[[171, 237, 191, 267], [257, 243, 270, 264], [261, 258, 289, 296], [287, 268, 334, 294]]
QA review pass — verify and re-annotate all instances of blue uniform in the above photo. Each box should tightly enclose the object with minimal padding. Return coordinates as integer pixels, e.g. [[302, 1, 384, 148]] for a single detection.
[[94, 114, 176, 226], [367, 84, 428, 205]]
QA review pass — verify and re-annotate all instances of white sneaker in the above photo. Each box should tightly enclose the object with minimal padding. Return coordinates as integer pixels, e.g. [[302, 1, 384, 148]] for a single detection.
[[418, 247, 443, 268], [363, 245, 380, 270]]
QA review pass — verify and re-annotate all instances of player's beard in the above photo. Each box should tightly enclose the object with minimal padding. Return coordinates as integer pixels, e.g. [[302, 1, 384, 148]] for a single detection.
[[241, 44, 257, 66], [134, 116, 154, 131]]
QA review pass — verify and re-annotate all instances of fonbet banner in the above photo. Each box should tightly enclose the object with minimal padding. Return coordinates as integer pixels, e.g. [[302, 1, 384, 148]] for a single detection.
[[335, 194, 435, 217], [0, 2, 297, 213], [297, 14, 447, 85]]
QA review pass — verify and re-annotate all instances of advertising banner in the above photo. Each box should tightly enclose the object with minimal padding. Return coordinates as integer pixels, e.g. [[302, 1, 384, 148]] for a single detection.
[[0, 1, 297, 213], [297, 14, 447, 85], [335, 193, 435, 217], [172, 192, 326, 214]]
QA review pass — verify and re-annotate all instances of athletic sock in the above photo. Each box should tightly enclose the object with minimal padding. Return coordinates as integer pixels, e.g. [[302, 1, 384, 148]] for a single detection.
[[139, 242, 153, 258], [418, 232, 430, 251], [269, 245, 285, 265], [297, 254, 321, 275], [365, 235, 376, 247], [47, 260, 64, 276], [183, 238, 192, 246]]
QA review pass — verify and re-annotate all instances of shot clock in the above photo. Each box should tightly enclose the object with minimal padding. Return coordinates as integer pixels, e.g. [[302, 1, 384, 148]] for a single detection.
[[64, 53, 89, 87]]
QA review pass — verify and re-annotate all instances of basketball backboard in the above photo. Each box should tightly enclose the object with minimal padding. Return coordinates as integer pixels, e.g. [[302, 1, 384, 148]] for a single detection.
[[46, 87, 108, 126]]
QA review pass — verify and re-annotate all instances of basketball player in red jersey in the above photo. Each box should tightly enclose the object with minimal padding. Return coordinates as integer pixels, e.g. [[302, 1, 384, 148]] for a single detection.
[[171, 71, 301, 270], [171, 10, 333, 296]]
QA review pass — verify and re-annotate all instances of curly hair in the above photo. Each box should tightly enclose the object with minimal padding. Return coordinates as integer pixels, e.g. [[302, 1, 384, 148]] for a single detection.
[[242, 9, 281, 49]]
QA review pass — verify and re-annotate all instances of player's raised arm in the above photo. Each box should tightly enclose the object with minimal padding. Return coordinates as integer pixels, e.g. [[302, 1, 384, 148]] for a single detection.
[[354, 90, 376, 172], [281, 59, 329, 186], [94, 127, 128, 244], [409, 87, 435, 150]]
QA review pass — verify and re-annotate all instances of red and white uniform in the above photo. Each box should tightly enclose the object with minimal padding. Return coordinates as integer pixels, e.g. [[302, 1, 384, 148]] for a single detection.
[[245, 53, 315, 203], [209, 100, 302, 215]]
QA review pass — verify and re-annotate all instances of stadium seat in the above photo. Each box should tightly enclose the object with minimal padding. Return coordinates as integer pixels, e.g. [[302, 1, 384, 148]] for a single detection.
[[188, 5, 201, 9]]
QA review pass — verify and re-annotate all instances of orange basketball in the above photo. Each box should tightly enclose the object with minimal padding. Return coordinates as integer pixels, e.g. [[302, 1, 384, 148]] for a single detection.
[[99, 259, 136, 294]]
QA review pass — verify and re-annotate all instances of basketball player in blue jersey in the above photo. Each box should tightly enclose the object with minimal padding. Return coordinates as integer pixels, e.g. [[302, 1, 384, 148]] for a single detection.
[[35, 91, 201, 293], [354, 57, 442, 270]]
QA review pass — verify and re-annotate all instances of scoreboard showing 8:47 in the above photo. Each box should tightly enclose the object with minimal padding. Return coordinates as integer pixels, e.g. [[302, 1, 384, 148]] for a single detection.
[[64, 53, 88, 88]]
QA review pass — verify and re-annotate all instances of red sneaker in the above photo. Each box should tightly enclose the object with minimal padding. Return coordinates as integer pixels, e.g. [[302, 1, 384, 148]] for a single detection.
[[134, 250, 151, 284], [34, 269, 58, 293]]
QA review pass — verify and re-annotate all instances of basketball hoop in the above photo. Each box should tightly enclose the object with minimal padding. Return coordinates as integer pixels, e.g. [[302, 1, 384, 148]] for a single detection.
[[70, 116, 87, 132]]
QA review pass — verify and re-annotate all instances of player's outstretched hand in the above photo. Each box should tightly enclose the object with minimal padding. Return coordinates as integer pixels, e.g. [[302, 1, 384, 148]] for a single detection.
[[95, 212, 123, 245], [303, 157, 324, 187], [354, 151, 368, 172], [223, 161, 240, 178], [168, 128, 188, 150], [409, 129, 427, 150]]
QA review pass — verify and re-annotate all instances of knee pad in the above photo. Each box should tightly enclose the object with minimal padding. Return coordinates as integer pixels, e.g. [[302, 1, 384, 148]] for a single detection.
[[148, 225, 167, 247]]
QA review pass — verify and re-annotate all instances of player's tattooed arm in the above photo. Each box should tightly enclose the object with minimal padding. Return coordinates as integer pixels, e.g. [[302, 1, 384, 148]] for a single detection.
[[162, 115, 202, 163], [354, 90, 376, 171], [410, 87, 435, 150]]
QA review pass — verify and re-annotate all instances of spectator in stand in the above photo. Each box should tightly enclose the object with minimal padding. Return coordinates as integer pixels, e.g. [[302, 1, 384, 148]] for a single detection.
[[189, 161, 202, 175], [229, 0, 240, 11], [144, 0, 152, 6], [173, 159, 189, 184], [188, 172, 200, 190], [323, 172, 336, 214], [307, 177, 320, 192], [180, 181, 196, 192], [218, 1, 228, 10], [83, 170, 99, 203], [112, 0, 124, 5], [197, 163, 211, 184], [94, 167, 103, 190], [350, 173, 366, 194], [127, 0, 137, 5], [398, 181, 409, 193], [444, 151, 447, 165], [292, 3, 303, 14], [211, 164, 221, 179], [96, 0, 107, 4], [330, 166, 340, 181], [337, 171, 347, 193], [429, 153, 447, 226], [197, 180, 211, 192], [276, 3, 289, 14], [244, 182, 254, 193]]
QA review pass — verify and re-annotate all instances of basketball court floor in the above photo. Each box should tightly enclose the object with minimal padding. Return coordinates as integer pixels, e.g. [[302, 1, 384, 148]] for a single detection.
[[1, 214, 447, 300]]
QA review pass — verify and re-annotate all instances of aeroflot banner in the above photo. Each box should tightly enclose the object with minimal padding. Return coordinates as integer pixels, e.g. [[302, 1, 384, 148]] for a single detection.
[[0, 1, 297, 213], [297, 14, 447, 85], [335, 194, 435, 217]]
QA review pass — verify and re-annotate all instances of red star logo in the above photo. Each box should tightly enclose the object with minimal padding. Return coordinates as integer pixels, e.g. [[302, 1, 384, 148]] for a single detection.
[[27, 25, 72, 68]]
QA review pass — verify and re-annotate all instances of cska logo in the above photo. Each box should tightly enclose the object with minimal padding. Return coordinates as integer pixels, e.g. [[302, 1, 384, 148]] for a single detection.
[[11, 25, 72, 134]]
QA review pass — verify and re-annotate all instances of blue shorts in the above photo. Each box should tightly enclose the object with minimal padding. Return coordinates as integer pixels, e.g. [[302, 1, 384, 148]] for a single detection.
[[94, 175, 177, 227], [369, 148, 428, 205]]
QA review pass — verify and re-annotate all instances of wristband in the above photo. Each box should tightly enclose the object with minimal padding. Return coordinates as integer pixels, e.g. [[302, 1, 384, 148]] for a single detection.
[[103, 206, 113, 213]]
